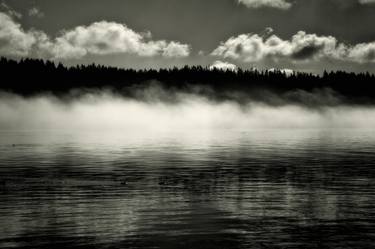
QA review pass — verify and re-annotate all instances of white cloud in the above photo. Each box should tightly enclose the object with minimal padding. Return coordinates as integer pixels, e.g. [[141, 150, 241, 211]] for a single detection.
[[28, 7, 44, 18], [162, 41, 191, 58], [346, 43, 375, 63], [0, 12, 40, 56], [238, 0, 292, 10], [358, 0, 375, 4], [209, 61, 238, 71], [46, 21, 191, 59], [268, 68, 294, 76], [0, 2, 22, 18], [334, 0, 375, 8], [0, 12, 191, 59], [212, 30, 375, 64]]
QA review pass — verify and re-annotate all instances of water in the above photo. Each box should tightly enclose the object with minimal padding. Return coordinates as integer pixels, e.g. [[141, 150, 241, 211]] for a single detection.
[[0, 129, 375, 249]]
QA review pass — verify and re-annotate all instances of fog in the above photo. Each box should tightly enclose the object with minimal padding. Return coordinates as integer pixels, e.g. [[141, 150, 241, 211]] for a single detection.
[[1, 88, 375, 132]]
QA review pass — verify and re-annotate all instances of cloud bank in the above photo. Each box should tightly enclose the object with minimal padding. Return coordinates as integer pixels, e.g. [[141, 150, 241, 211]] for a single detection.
[[0, 12, 190, 59], [1, 90, 375, 132], [212, 30, 375, 64]]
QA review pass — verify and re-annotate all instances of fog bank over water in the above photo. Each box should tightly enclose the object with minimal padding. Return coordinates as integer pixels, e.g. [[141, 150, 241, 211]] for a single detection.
[[1, 88, 375, 131]]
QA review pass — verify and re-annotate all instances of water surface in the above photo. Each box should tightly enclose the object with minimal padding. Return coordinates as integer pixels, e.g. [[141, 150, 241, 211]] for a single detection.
[[0, 129, 374, 249]]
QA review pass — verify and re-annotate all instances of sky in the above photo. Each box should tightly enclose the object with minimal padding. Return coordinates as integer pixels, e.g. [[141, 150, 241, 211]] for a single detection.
[[1, 0, 375, 73]]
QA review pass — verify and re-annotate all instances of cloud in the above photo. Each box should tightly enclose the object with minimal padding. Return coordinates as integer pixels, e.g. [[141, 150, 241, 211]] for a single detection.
[[212, 30, 375, 64], [28, 7, 44, 18], [0, 12, 191, 59], [238, 0, 292, 10], [268, 68, 294, 76], [2, 90, 375, 132], [46, 21, 191, 59], [162, 41, 190, 58], [209, 60, 238, 71], [358, 0, 375, 5], [331, 0, 375, 8], [0, 2, 22, 18], [0, 12, 47, 56]]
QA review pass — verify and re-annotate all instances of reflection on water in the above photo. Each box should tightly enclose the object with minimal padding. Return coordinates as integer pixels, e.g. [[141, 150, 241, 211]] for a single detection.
[[0, 129, 375, 249]]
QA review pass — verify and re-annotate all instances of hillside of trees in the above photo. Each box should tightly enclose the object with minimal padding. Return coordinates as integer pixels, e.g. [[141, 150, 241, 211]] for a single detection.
[[1, 57, 375, 105]]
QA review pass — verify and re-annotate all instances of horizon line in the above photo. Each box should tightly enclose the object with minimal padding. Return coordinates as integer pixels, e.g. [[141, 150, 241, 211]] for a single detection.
[[2, 56, 375, 77]]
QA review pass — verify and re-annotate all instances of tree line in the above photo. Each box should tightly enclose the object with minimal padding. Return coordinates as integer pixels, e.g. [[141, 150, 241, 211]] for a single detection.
[[1, 57, 375, 103]]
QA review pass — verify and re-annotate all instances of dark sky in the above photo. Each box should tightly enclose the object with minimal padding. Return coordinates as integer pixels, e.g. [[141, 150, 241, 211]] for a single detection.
[[1, 0, 375, 73]]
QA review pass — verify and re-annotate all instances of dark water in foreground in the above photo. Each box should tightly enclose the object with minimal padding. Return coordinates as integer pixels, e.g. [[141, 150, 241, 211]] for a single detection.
[[0, 130, 375, 249]]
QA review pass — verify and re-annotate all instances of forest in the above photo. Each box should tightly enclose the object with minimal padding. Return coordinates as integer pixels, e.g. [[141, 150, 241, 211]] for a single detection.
[[1, 57, 375, 105]]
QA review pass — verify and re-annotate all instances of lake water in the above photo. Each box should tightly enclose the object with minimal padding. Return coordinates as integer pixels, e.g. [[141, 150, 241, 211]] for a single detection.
[[0, 129, 375, 249]]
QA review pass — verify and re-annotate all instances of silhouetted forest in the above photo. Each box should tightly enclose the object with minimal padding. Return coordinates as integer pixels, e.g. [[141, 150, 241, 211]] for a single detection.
[[1, 57, 375, 105]]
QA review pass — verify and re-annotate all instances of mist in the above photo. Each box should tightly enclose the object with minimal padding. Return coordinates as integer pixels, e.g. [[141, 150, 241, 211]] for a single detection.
[[1, 87, 375, 132]]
